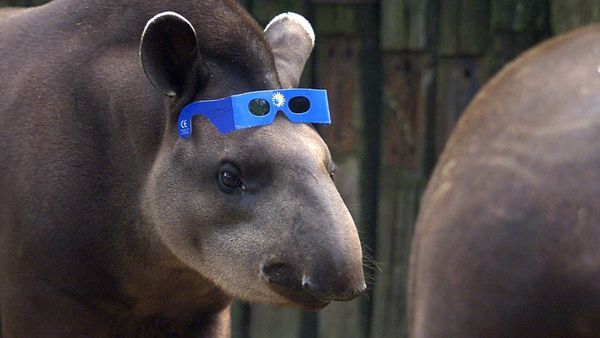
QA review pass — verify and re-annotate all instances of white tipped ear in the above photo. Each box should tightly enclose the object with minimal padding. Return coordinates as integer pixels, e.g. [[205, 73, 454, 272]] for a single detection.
[[264, 12, 315, 88], [265, 12, 315, 46], [140, 12, 200, 97]]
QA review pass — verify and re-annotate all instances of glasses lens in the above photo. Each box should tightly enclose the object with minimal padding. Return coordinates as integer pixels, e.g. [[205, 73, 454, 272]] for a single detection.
[[289, 96, 311, 114], [248, 98, 270, 116]]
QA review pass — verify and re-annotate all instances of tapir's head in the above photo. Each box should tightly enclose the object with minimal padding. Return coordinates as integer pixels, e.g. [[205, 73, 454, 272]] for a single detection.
[[138, 8, 365, 310]]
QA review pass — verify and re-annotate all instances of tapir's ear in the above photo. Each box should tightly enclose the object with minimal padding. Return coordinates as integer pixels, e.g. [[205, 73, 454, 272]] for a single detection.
[[140, 12, 199, 97], [264, 13, 315, 88]]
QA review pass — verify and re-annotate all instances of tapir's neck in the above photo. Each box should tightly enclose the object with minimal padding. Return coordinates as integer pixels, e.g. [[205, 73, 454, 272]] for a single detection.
[[112, 247, 233, 332], [12, 0, 251, 315]]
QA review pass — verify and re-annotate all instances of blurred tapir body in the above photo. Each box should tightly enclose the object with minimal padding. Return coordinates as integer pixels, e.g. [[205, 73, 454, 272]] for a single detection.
[[0, 1, 366, 337], [409, 25, 600, 337]]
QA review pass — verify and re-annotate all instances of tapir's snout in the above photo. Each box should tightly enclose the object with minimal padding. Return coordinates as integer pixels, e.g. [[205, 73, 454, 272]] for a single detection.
[[260, 220, 366, 310], [246, 122, 366, 310]]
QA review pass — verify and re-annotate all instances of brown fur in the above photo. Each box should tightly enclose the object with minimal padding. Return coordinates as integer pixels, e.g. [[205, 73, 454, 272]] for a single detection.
[[409, 25, 600, 337]]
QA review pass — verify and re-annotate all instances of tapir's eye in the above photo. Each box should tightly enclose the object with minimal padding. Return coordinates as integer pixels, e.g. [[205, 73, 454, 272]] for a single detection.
[[218, 163, 245, 193], [328, 163, 337, 181]]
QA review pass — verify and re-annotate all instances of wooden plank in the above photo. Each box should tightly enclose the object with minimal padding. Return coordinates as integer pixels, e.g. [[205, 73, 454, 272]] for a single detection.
[[389, 171, 422, 337], [316, 36, 360, 157], [370, 169, 422, 338], [355, 4, 383, 337], [314, 4, 357, 36], [379, 55, 428, 171], [550, 0, 600, 34], [439, 0, 490, 56], [248, 305, 302, 338], [318, 300, 364, 338], [231, 302, 250, 338], [487, 0, 550, 75], [490, 0, 548, 33], [249, 0, 308, 26], [434, 57, 485, 157], [380, 0, 428, 51], [370, 53, 432, 338], [370, 167, 398, 338]]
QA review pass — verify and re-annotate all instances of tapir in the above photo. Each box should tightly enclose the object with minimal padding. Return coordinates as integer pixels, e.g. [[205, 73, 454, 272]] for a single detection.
[[409, 25, 600, 337], [0, 1, 366, 337]]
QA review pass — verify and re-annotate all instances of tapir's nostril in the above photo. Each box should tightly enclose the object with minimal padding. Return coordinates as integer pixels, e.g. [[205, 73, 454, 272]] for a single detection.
[[260, 262, 300, 289], [261, 262, 286, 279], [302, 277, 310, 290]]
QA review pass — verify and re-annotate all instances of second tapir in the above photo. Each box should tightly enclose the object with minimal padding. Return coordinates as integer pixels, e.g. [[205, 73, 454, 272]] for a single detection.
[[409, 25, 600, 337], [0, 0, 366, 337]]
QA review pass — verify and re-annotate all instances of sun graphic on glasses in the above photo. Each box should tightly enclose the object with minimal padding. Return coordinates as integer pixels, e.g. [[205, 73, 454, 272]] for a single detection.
[[271, 92, 286, 108]]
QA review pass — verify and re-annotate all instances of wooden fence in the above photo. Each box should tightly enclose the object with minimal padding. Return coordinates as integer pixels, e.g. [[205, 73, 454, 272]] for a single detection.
[[2, 0, 599, 337]]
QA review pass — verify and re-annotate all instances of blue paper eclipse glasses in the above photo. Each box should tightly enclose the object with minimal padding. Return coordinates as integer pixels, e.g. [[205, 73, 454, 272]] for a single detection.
[[177, 88, 331, 138]]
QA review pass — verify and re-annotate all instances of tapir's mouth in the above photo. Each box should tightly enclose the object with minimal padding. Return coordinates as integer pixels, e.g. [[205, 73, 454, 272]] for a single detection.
[[266, 281, 330, 311]]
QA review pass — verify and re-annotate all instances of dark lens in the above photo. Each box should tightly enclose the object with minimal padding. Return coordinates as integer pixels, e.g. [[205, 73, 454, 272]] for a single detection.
[[289, 96, 311, 114], [248, 98, 270, 116]]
